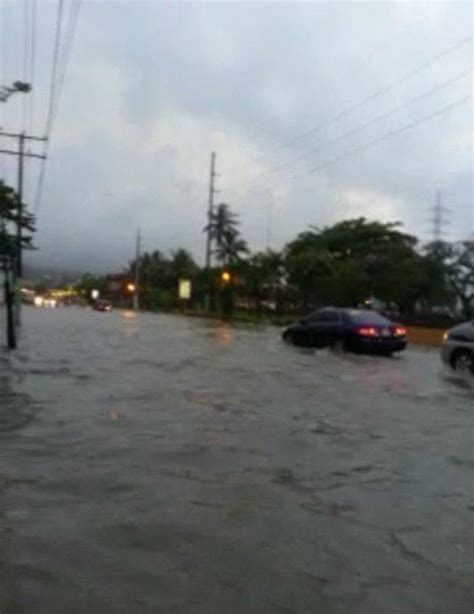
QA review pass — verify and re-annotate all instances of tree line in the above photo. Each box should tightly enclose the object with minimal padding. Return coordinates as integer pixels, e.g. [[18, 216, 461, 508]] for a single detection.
[[77, 202, 473, 319]]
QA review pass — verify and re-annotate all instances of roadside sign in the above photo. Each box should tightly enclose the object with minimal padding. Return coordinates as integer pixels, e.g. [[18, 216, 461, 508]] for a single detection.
[[178, 279, 191, 300]]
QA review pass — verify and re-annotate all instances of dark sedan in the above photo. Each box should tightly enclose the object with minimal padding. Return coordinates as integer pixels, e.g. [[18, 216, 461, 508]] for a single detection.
[[92, 299, 113, 312], [282, 308, 407, 354]]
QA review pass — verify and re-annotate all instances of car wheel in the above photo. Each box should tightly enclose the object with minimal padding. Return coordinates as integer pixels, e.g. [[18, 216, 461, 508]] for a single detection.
[[451, 349, 474, 374], [282, 331, 293, 343]]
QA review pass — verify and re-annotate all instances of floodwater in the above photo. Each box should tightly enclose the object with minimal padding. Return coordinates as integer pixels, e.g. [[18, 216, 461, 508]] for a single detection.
[[1, 306, 473, 613]]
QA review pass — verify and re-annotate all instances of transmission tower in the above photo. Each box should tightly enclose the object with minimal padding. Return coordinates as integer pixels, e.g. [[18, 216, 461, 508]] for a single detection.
[[430, 190, 450, 242]]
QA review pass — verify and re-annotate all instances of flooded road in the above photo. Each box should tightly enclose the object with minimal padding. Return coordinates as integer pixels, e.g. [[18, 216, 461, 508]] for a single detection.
[[1, 306, 473, 613]]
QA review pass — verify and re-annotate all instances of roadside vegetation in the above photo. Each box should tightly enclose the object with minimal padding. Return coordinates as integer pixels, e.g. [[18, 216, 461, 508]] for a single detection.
[[74, 204, 473, 325]]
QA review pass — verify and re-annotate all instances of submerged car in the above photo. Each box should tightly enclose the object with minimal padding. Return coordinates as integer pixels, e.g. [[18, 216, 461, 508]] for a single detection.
[[282, 307, 407, 354], [441, 320, 474, 374], [93, 299, 113, 312]]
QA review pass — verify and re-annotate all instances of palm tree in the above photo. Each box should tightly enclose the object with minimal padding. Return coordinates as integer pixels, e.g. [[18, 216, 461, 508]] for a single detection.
[[205, 203, 248, 265], [214, 229, 248, 266]]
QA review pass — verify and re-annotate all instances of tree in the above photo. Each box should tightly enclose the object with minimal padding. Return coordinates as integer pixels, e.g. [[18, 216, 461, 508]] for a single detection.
[[75, 273, 107, 296], [127, 248, 200, 309], [205, 203, 248, 265], [235, 250, 283, 312], [170, 248, 199, 282], [0, 179, 36, 256], [283, 217, 428, 311], [429, 240, 474, 318], [284, 243, 337, 309], [420, 241, 456, 310]]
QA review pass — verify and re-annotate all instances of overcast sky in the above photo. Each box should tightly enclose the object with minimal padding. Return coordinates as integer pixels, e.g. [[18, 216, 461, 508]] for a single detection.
[[0, 0, 472, 273]]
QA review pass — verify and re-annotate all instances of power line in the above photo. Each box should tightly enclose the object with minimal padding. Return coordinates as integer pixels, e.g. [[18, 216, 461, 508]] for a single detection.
[[28, 0, 37, 135], [44, 0, 64, 141], [55, 0, 82, 124], [226, 69, 472, 196], [25, 0, 37, 206], [33, 0, 65, 214], [291, 96, 471, 180], [22, 0, 30, 131], [0, 0, 5, 178], [34, 0, 82, 215], [226, 34, 473, 176], [233, 96, 470, 202]]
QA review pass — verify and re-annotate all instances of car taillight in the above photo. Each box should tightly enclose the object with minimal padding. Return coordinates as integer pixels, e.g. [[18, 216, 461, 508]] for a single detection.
[[393, 326, 406, 337], [356, 326, 378, 337]]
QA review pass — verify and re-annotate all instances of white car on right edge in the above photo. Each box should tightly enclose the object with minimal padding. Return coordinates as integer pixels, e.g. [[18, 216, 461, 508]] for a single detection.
[[441, 320, 474, 374]]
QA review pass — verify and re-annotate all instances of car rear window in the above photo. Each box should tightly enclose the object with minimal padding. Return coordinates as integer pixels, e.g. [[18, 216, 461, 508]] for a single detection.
[[307, 310, 340, 322], [345, 310, 391, 325]]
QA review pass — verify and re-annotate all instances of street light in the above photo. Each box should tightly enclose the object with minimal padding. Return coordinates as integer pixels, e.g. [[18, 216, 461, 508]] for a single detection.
[[126, 283, 136, 293], [221, 271, 231, 284], [0, 81, 32, 103]]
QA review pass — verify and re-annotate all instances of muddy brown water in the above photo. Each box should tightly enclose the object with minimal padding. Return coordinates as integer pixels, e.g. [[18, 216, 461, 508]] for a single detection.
[[1, 306, 473, 613]]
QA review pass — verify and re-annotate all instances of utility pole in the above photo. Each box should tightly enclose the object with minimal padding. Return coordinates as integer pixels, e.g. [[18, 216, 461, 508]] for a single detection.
[[133, 228, 141, 311], [0, 130, 47, 277], [0, 130, 46, 328], [2, 256, 16, 349], [205, 151, 217, 269], [16, 132, 25, 277], [0, 81, 32, 103]]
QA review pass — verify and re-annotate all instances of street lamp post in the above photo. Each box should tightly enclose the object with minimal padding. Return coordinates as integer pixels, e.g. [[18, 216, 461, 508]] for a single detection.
[[220, 270, 233, 319], [0, 81, 32, 104]]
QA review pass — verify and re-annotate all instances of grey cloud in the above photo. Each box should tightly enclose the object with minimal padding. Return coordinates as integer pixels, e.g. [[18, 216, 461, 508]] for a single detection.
[[5, 0, 470, 273]]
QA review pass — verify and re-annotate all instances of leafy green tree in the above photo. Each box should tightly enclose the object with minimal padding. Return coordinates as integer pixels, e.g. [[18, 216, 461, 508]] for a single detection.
[[128, 248, 200, 309], [0, 180, 36, 256], [284, 217, 428, 311], [428, 240, 474, 318], [170, 248, 199, 282], [420, 241, 456, 309], [235, 249, 283, 312], [75, 273, 107, 297], [284, 244, 337, 309]]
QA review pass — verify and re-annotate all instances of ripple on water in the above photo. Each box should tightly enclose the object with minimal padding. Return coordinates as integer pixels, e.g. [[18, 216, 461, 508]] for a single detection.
[[0, 394, 38, 434]]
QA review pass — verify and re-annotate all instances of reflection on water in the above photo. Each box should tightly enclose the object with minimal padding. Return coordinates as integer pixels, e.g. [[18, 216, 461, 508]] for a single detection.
[[120, 309, 137, 320], [209, 322, 234, 347], [0, 375, 38, 433], [440, 369, 474, 394]]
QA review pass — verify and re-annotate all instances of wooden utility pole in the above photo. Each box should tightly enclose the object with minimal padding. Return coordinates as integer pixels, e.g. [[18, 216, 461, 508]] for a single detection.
[[2, 257, 16, 349], [0, 130, 46, 328], [16, 132, 25, 277], [205, 151, 217, 269], [0, 130, 46, 277]]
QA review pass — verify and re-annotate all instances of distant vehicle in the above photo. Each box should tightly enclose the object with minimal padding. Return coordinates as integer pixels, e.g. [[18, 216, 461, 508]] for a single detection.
[[93, 299, 113, 312], [282, 307, 407, 355], [441, 320, 474, 374]]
